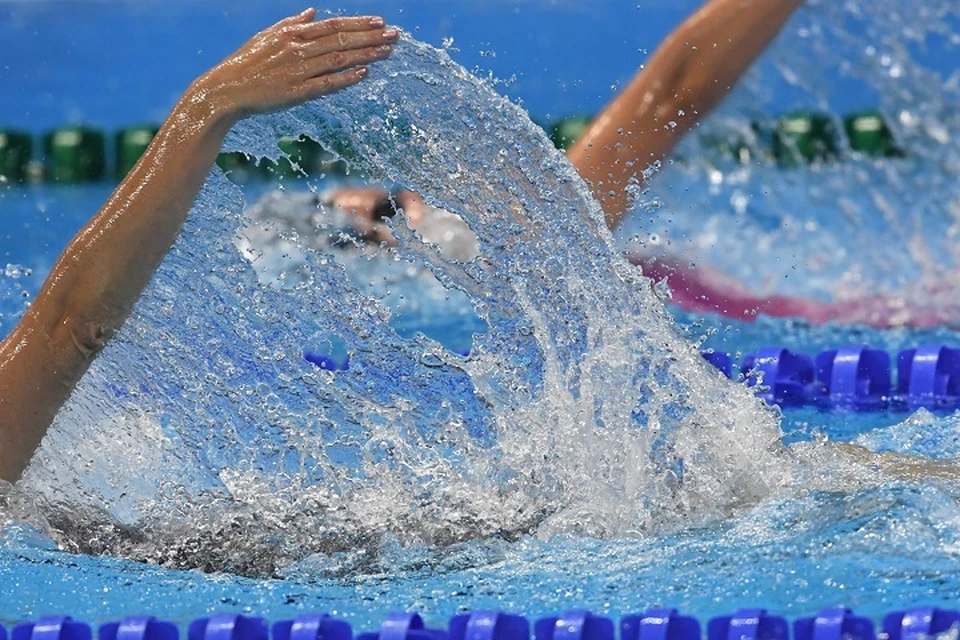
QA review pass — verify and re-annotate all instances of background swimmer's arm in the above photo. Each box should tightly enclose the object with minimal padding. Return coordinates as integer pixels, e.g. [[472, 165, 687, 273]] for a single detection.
[[0, 10, 396, 483], [566, 0, 804, 230]]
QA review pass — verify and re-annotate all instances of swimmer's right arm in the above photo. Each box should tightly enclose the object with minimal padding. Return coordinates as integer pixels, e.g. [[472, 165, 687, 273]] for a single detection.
[[0, 9, 397, 483]]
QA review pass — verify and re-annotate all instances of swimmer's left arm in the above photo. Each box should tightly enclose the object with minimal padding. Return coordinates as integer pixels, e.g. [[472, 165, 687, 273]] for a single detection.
[[0, 10, 397, 483], [567, 0, 804, 230]]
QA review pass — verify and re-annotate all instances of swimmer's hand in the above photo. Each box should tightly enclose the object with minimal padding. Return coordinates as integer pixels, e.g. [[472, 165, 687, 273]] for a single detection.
[[193, 9, 397, 120]]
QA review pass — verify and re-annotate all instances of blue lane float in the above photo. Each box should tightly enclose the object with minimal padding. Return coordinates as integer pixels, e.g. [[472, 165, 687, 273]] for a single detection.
[[793, 607, 874, 640], [707, 610, 787, 640], [6, 609, 960, 640], [535, 611, 614, 640], [303, 350, 350, 371], [701, 344, 960, 411], [188, 616, 268, 640], [741, 349, 815, 408], [620, 609, 699, 640], [13, 618, 92, 640], [895, 346, 960, 411], [273, 615, 352, 640], [100, 617, 178, 640], [300, 342, 960, 411], [298, 342, 959, 411], [700, 352, 732, 379], [812, 347, 890, 410], [358, 613, 448, 640], [883, 608, 960, 640], [450, 612, 528, 640]]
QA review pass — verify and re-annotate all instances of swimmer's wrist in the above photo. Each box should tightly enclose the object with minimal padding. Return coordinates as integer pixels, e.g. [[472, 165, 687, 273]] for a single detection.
[[178, 72, 245, 132]]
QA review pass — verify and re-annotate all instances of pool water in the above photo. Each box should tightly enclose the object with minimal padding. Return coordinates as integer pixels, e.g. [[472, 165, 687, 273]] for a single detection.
[[2, 0, 960, 631]]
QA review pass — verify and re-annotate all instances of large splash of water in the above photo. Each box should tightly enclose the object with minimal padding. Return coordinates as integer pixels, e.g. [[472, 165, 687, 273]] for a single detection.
[[8, 0, 960, 581], [9, 36, 797, 576]]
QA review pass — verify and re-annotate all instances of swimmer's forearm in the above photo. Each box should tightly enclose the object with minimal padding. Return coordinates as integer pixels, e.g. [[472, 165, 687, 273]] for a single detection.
[[568, 0, 803, 229], [0, 11, 396, 482], [0, 84, 237, 483], [62, 80, 237, 329]]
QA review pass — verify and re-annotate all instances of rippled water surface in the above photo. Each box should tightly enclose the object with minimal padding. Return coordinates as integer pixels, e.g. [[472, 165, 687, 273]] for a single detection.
[[1, 0, 960, 627]]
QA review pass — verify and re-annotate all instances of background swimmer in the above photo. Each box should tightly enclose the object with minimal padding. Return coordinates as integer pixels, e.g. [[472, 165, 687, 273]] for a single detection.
[[568, 0, 805, 229], [320, 0, 957, 328], [321, 0, 813, 296]]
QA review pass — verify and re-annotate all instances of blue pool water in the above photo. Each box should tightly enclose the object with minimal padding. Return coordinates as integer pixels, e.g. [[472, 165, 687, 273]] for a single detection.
[[2, 0, 960, 631]]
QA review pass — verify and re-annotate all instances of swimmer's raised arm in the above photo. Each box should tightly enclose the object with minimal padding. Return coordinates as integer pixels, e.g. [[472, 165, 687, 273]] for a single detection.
[[0, 9, 397, 482], [567, 0, 804, 229]]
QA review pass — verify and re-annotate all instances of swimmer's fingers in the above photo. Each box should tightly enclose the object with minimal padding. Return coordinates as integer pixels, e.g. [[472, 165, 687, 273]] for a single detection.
[[198, 10, 393, 116], [297, 67, 372, 102], [297, 26, 399, 59], [275, 7, 318, 27], [298, 44, 393, 82], [294, 15, 389, 39]]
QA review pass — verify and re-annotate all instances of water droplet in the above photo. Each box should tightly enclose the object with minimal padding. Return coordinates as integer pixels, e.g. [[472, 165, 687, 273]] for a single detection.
[[419, 352, 444, 368]]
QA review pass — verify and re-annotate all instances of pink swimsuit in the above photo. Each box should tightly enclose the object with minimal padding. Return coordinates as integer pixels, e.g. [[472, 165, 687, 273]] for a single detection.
[[631, 253, 957, 329]]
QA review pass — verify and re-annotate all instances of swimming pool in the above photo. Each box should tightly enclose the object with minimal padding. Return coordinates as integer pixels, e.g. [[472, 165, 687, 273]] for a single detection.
[[2, 0, 960, 631]]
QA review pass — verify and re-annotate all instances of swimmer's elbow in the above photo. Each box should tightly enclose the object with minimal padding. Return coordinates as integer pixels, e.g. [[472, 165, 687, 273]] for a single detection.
[[652, 41, 727, 120], [35, 261, 133, 366], [69, 317, 114, 359], [52, 305, 123, 364], [655, 71, 721, 126]]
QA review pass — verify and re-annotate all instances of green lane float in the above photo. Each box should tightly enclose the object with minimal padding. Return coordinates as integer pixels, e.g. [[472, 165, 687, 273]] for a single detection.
[[0, 129, 33, 183], [217, 151, 265, 184], [549, 114, 592, 150], [728, 140, 756, 165], [115, 125, 159, 179], [0, 108, 910, 188], [270, 135, 323, 179], [266, 130, 366, 180], [773, 112, 839, 167], [324, 135, 365, 177], [844, 110, 901, 158], [43, 126, 106, 183], [319, 119, 384, 178], [701, 130, 767, 166]]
